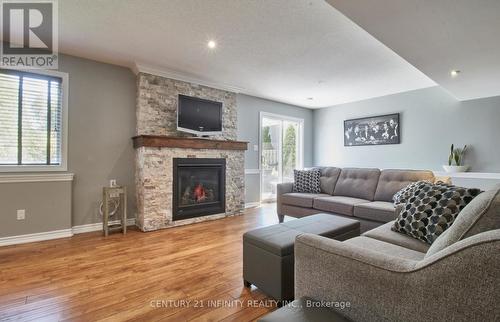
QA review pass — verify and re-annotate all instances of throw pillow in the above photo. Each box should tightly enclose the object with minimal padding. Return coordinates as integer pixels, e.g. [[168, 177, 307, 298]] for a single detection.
[[391, 181, 482, 244], [426, 186, 500, 257], [393, 181, 426, 205], [293, 169, 321, 193]]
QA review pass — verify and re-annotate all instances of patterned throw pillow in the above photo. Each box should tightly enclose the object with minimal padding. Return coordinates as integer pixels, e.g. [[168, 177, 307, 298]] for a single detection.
[[392, 181, 482, 244], [293, 169, 321, 193], [393, 181, 426, 205]]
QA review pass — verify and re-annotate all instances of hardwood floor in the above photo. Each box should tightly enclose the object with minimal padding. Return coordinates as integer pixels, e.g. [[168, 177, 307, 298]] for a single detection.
[[0, 204, 284, 322]]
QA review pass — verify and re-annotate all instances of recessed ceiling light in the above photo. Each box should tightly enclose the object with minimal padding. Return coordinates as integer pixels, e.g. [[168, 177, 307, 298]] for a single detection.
[[207, 40, 216, 49], [307, 97, 314, 100], [450, 70, 461, 77]]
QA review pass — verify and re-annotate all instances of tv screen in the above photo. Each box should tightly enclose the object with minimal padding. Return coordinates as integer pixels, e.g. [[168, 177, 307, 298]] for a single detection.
[[177, 94, 223, 135]]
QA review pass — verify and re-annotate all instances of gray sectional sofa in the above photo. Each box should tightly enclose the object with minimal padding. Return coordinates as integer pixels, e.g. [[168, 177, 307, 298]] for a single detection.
[[294, 184, 500, 322], [277, 167, 435, 232]]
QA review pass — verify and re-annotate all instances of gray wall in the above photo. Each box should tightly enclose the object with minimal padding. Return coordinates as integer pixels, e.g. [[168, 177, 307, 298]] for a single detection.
[[313, 86, 500, 172], [0, 181, 72, 237], [237, 94, 314, 203], [0, 54, 137, 238], [59, 55, 137, 226]]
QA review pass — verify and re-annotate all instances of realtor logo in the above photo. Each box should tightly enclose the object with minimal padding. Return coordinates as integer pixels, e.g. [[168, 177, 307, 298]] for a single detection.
[[0, 0, 58, 69]]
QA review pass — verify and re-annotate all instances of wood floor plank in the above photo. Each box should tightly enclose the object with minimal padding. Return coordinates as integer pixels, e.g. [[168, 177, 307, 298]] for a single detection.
[[0, 204, 281, 321]]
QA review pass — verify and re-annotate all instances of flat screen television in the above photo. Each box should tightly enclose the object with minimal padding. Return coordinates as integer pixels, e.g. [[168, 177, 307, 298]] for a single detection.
[[177, 94, 223, 136]]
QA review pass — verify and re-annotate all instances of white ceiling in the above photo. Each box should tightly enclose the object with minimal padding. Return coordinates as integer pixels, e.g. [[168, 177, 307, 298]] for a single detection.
[[55, 0, 435, 108], [327, 0, 500, 102]]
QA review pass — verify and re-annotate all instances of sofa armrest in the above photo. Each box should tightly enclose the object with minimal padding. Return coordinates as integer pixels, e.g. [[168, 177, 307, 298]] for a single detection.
[[417, 228, 500, 268], [277, 182, 294, 215], [277, 182, 293, 195], [294, 233, 500, 322]]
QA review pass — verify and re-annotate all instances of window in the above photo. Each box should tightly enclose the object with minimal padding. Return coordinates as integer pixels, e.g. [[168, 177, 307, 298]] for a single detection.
[[0, 69, 67, 171]]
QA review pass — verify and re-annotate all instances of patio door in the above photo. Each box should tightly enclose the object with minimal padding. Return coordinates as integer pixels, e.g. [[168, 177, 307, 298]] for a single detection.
[[260, 112, 303, 202]]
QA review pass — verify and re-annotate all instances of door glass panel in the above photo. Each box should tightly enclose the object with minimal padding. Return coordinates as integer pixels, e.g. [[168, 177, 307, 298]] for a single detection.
[[261, 117, 281, 201], [260, 115, 302, 202]]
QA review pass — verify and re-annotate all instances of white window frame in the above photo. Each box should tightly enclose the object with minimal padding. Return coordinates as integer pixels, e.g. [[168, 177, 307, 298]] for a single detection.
[[0, 68, 69, 172]]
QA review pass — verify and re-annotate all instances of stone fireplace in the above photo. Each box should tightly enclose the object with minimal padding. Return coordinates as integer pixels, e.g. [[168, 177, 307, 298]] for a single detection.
[[133, 73, 247, 232]]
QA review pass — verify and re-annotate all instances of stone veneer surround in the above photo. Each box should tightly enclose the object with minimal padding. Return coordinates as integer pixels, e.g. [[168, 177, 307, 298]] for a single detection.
[[135, 73, 245, 231], [135, 148, 244, 231], [136, 72, 237, 139]]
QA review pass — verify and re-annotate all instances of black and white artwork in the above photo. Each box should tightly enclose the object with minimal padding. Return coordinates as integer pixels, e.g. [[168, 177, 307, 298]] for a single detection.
[[344, 113, 400, 146]]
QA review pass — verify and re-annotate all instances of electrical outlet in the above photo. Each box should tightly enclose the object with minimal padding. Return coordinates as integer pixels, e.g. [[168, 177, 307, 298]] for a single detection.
[[17, 209, 25, 220], [109, 179, 117, 187]]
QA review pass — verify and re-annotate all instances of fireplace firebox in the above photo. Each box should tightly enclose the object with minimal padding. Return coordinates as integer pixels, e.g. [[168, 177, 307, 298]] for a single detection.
[[173, 158, 226, 221]]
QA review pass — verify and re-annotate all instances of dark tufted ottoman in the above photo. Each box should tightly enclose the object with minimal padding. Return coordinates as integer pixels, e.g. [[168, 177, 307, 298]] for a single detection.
[[243, 214, 360, 301]]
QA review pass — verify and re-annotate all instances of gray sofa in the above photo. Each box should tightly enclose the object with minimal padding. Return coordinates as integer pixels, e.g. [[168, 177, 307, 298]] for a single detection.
[[277, 167, 435, 232], [294, 185, 500, 321]]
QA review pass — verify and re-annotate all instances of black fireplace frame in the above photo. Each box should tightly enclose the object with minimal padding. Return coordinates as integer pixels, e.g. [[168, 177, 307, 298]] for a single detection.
[[172, 158, 226, 221]]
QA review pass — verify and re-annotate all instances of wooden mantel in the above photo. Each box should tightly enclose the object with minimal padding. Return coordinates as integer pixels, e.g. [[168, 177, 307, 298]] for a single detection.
[[132, 135, 248, 150]]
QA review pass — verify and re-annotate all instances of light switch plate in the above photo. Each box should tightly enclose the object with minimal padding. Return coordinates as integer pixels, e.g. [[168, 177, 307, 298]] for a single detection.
[[253, 145, 259, 152], [17, 209, 25, 220]]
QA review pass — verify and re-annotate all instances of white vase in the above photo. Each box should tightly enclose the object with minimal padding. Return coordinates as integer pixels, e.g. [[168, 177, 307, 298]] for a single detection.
[[442, 165, 470, 173]]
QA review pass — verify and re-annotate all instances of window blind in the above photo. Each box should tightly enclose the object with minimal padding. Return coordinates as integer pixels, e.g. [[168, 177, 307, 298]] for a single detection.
[[0, 70, 63, 166]]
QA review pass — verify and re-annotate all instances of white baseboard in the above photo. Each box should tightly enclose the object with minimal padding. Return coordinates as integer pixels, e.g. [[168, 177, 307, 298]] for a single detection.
[[0, 218, 137, 247], [245, 202, 261, 209], [72, 218, 136, 234], [0, 228, 73, 247]]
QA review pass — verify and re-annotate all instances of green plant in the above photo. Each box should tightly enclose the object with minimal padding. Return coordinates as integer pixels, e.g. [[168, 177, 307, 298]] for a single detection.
[[448, 144, 467, 166], [282, 125, 297, 177], [262, 126, 273, 149]]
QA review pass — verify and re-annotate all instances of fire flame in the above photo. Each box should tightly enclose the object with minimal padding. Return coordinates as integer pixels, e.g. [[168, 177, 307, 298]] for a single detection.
[[193, 183, 206, 202]]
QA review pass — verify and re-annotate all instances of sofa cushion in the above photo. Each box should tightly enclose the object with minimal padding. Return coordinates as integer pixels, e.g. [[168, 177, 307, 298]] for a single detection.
[[315, 167, 341, 195], [313, 196, 370, 216], [333, 168, 381, 200], [281, 193, 330, 208], [426, 185, 500, 257], [293, 169, 321, 193], [353, 201, 397, 223], [392, 181, 482, 244], [344, 236, 426, 261], [363, 222, 430, 253], [375, 169, 435, 202]]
